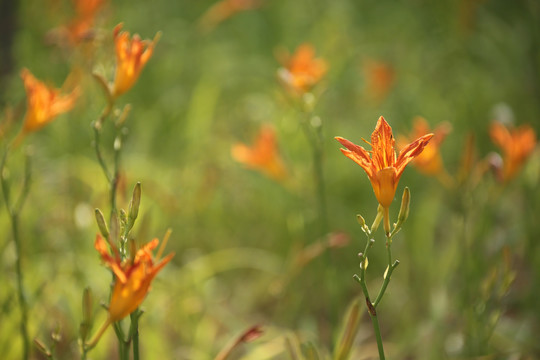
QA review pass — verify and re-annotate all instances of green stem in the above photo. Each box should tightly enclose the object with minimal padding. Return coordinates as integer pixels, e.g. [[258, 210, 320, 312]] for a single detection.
[[92, 104, 113, 185], [1, 149, 31, 360], [354, 235, 386, 359], [130, 311, 140, 360], [113, 322, 129, 360], [11, 212, 30, 360], [373, 241, 398, 308], [370, 312, 386, 360]]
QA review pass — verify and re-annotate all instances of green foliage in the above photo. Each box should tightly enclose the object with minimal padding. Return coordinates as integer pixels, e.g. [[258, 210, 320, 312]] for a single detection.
[[0, 0, 539, 359]]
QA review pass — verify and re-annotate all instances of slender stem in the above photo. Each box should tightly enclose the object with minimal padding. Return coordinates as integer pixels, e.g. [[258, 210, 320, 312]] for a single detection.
[[130, 311, 140, 360], [373, 240, 397, 308], [93, 124, 112, 184], [113, 322, 129, 360], [92, 104, 113, 185], [1, 149, 31, 360], [354, 210, 395, 360], [84, 318, 111, 351], [11, 212, 30, 360], [369, 312, 386, 360]]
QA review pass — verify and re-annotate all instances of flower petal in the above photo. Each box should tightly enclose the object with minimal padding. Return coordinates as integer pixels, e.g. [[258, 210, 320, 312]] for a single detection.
[[395, 133, 434, 177], [335, 136, 374, 178]]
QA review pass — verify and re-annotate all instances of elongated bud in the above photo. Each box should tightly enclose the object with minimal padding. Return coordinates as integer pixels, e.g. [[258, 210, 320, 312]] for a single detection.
[[80, 287, 93, 341], [95, 209, 109, 238], [82, 287, 93, 326], [371, 205, 384, 233], [129, 182, 141, 221], [394, 187, 411, 230]]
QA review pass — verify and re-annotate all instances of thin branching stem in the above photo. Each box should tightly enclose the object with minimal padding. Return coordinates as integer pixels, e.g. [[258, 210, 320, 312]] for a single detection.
[[1, 148, 31, 360]]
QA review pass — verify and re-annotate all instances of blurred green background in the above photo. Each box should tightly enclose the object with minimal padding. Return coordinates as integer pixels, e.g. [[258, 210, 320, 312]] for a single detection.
[[1, 0, 539, 358]]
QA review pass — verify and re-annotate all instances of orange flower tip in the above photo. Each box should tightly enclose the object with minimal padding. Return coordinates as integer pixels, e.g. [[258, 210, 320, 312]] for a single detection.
[[113, 23, 124, 37]]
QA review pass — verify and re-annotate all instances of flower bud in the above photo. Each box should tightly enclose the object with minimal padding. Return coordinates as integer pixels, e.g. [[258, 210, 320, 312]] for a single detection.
[[94, 208, 109, 238], [80, 287, 93, 341], [371, 205, 384, 232], [394, 187, 410, 231], [82, 287, 93, 326], [129, 182, 141, 221]]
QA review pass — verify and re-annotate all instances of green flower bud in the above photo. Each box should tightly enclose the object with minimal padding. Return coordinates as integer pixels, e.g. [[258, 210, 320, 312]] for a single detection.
[[129, 182, 141, 221], [94, 209, 109, 238]]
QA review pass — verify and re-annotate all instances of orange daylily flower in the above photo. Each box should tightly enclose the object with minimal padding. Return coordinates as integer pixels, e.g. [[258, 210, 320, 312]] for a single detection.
[[277, 43, 328, 94], [111, 24, 158, 98], [94, 234, 174, 322], [399, 117, 451, 177], [363, 60, 395, 102], [19, 68, 79, 134], [46, 0, 106, 46], [336, 116, 433, 210], [231, 125, 288, 181], [67, 0, 106, 44], [489, 121, 536, 182], [198, 0, 262, 33], [68, 0, 105, 42]]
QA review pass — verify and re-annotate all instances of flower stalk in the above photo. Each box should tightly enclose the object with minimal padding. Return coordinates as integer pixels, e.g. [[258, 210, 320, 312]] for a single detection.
[[1, 148, 32, 360], [337, 117, 431, 360]]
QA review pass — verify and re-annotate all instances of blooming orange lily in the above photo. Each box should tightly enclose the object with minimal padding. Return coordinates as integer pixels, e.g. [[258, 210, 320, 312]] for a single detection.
[[46, 0, 106, 46], [231, 125, 288, 181], [399, 117, 452, 183], [94, 234, 174, 322], [489, 121, 536, 182], [19, 68, 79, 136], [66, 0, 106, 45], [111, 24, 159, 98], [277, 43, 327, 94], [86, 234, 174, 348], [336, 116, 432, 225]]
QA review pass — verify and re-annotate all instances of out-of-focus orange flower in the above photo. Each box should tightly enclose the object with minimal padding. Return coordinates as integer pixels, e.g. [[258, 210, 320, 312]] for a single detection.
[[231, 125, 288, 181], [68, 0, 105, 42], [46, 0, 106, 46], [336, 116, 433, 210], [95, 234, 174, 322], [363, 60, 395, 102], [277, 43, 327, 94], [489, 121, 536, 182], [111, 24, 158, 98], [198, 0, 262, 33], [399, 117, 451, 178], [20, 68, 79, 134]]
